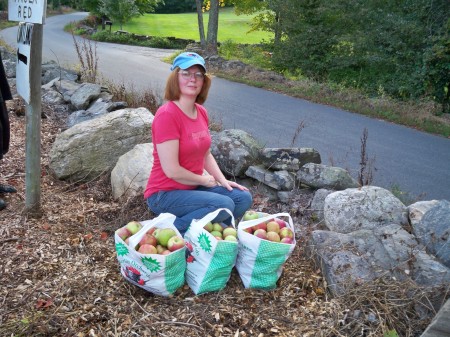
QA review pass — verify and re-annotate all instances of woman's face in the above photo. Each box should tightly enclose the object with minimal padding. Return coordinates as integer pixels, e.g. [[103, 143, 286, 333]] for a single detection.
[[177, 65, 205, 98]]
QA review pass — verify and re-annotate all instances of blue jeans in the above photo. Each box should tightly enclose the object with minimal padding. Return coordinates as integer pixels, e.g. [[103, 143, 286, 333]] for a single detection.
[[146, 186, 253, 236]]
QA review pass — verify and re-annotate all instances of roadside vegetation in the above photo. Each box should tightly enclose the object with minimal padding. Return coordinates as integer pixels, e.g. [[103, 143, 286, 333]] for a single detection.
[[65, 6, 450, 139]]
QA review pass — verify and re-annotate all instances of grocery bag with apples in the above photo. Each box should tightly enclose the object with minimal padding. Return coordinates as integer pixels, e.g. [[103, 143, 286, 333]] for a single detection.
[[114, 213, 187, 297], [236, 211, 296, 290], [184, 208, 239, 295]]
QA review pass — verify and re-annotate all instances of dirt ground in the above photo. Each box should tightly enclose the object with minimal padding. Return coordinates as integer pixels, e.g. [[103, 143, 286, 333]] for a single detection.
[[0, 97, 435, 337]]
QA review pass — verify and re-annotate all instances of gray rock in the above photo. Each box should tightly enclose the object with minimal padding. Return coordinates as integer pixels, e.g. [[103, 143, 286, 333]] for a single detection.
[[260, 147, 321, 171], [323, 186, 409, 233], [310, 188, 333, 222], [70, 82, 102, 110], [49, 107, 154, 182], [41, 61, 78, 84], [420, 299, 450, 337], [111, 143, 154, 200], [297, 163, 359, 190], [413, 200, 450, 268], [245, 165, 295, 191], [211, 129, 262, 177], [42, 89, 65, 105], [408, 200, 440, 227]]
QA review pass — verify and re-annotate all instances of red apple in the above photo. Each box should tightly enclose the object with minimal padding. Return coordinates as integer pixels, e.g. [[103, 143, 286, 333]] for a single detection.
[[161, 250, 171, 255], [147, 227, 157, 236], [167, 236, 185, 252], [223, 227, 237, 238], [281, 237, 293, 244], [267, 231, 281, 242], [275, 218, 287, 229], [126, 221, 142, 235], [243, 210, 259, 221], [242, 227, 253, 234], [254, 229, 267, 239], [279, 227, 294, 240], [266, 221, 280, 234], [116, 227, 131, 241], [252, 221, 267, 232], [138, 244, 157, 254], [139, 233, 157, 247]]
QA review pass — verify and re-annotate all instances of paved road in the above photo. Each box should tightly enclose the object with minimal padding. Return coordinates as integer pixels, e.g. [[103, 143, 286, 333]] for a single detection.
[[2, 12, 449, 202]]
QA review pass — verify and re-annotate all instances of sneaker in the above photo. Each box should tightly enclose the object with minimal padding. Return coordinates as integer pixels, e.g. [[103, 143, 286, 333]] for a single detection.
[[0, 184, 17, 194]]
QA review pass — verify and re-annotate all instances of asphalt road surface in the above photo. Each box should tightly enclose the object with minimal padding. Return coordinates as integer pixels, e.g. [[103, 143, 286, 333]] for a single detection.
[[1, 12, 449, 202]]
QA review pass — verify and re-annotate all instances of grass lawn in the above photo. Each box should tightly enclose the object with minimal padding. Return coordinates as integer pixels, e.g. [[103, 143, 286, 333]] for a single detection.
[[119, 7, 271, 44]]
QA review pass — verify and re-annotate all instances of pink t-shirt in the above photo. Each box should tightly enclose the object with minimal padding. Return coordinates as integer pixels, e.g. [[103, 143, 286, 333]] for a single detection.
[[144, 101, 211, 199]]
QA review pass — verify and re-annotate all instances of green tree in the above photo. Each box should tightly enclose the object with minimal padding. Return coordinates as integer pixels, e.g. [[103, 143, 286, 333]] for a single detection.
[[100, 0, 140, 30], [83, 0, 102, 16], [265, 0, 449, 109]]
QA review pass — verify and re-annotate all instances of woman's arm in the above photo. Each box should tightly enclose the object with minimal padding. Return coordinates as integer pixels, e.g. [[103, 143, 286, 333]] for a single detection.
[[157, 140, 217, 187], [204, 151, 249, 191]]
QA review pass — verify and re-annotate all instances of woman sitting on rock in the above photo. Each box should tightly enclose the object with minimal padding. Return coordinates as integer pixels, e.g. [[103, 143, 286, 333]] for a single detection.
[[144, 52, 252, 236]]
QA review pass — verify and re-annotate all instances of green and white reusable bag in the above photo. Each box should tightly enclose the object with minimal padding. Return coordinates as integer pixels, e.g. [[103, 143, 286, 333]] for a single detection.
[[115, 213, 186, 297], [184, 208, 238, 295], [236, 212, 296, 290]]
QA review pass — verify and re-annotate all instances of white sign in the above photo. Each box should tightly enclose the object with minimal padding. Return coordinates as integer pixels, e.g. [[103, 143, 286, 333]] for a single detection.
[[16, 22, 33, 103], [8, 0, 46, 24]]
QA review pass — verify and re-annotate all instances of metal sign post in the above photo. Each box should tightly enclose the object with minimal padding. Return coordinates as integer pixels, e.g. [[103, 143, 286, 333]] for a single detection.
[[8, 0, 46, 214]]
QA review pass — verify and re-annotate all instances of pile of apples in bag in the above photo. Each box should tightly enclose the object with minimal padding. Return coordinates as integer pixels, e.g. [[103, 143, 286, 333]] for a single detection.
[[240, 210, 294, 244], [116, 221, 185, 255]]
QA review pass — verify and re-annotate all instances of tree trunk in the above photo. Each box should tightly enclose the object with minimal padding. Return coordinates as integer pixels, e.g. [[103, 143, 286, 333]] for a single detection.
[[206, 0, 219, 55], [195, 0, 206, 49], [274, 11, 282, 46]]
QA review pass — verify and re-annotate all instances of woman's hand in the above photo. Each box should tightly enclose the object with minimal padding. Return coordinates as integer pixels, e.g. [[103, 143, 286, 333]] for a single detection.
[[220, 179, 249, 191], [202, 175, 219, 188]]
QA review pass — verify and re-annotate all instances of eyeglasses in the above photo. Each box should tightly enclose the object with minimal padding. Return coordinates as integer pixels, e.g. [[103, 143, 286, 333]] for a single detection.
[[179, 70, 205, 80]]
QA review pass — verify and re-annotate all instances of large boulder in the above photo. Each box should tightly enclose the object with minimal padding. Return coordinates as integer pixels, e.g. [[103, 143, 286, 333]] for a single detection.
[[310, 225, 450, 296], [323, 186, 409, 233], [260, 147, 321, 171], [49, 108, 154, 182], [211, 129, 262, 177], [111, 143, 154, 200], [412, 200, 450, 268], [297, 163, 359, 190]]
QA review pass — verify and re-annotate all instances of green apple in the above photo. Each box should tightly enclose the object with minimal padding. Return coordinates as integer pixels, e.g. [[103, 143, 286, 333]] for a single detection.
[[223, 227, 237, 238], [125, 221, 142, 235], [204, 221, 214, 232], [224, 235, 237, 242], [210, 230, 222, 238], [155, 228, 177, 247], [212, 223, 223, 232], [243, 210, 259, 221]]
